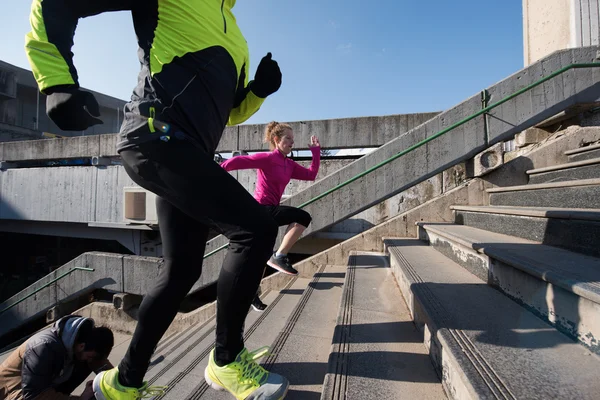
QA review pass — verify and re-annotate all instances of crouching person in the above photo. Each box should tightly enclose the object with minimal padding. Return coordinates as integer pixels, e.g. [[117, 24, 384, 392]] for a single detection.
[[0, 315, 114, 400]]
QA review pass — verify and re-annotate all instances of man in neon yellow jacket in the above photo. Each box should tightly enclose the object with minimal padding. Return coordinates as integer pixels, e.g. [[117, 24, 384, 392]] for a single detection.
[[25, 1, 287, 399]]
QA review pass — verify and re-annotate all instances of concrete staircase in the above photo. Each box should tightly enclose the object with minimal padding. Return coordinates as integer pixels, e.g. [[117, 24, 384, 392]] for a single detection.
[[41, 253, 443, 399], [385, 141, 600, 398], [3, 137, 600, 399]]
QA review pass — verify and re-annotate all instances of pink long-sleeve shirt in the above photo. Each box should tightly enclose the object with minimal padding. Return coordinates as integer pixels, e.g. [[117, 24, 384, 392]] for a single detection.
[[221, 147, 321, 206]]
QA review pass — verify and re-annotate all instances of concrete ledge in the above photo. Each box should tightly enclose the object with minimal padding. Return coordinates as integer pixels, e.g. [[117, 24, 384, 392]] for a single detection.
[[526, 157, 600, 174], [515, 127, 553, 147], [419, 223, 600, 304], [417, 223, 491, 282], [564, 142, 600, 155], [451, 205, 600, 221], [0, 112, 440, 162], [112, 293, 141, 311], [486, 178, 600, 192]]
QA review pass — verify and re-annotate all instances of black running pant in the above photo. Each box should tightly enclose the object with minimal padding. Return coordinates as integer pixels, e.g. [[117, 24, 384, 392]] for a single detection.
[[263, 205, 312, 229], [118, 139, 278, 386]]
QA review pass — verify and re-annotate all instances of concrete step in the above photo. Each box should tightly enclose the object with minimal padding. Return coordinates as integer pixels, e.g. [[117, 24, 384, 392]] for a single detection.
[[418, 223, 600, 354], [527, 158, 600, 183], [150, 276, 311, 399], [321, 251, 445, 400], [565, 143, 600, 162], [384, 238, 600, 400], [258, 265, 347, 399], [185, 265, 344, 400], [487, 179, 600, 208], [451, 205, 600, 258]]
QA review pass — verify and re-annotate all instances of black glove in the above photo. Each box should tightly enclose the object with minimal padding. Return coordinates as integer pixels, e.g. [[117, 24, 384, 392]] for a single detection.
[[250, 52, 282, 98], [46, 86, 103, 131]]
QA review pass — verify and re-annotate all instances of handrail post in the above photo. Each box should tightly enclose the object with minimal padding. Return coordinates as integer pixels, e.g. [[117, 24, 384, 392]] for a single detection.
[[481, 89, 490, 145]]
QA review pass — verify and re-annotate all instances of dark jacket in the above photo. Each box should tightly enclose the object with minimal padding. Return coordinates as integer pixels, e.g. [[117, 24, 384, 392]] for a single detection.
[[0, 316, 94, 400], [25, 0, 264, 153]]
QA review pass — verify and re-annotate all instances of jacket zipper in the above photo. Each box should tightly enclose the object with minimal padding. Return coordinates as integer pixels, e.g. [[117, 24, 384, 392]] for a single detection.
[[221, 0, 227, 33]]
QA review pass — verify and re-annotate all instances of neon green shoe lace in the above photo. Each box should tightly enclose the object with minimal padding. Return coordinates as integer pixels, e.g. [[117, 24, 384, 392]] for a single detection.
[[136, 384, 167, 398], [236, 347, 271, 386]]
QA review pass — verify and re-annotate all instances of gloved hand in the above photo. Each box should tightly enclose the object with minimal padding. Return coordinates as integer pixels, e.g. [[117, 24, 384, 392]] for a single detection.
[[45, 86, 103, 131], [250, 52, 282, 98]]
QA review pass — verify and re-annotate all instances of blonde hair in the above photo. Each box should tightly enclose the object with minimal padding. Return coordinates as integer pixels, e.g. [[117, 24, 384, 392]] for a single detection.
[[264, 121, 292, 150]]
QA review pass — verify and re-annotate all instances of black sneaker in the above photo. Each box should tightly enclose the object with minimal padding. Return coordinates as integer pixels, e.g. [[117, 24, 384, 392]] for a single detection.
[[251, 296, 267, 312], [267, 254, 298, 275]]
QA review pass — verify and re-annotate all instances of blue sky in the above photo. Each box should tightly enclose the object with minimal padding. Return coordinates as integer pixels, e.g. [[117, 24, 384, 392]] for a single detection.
[[1, 1, 523, 125]]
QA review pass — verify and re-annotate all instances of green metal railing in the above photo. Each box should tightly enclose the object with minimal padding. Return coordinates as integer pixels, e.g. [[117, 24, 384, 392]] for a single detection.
[[203, 62, 600, 259], [0, 267, 95, 316]]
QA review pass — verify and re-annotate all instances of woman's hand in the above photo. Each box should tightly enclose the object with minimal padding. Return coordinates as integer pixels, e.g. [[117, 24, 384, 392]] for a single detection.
[[309, 135, 320, 148]]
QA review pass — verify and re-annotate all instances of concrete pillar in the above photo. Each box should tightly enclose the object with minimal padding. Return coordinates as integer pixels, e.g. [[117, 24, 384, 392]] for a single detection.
[[523, 0, 600, 66]]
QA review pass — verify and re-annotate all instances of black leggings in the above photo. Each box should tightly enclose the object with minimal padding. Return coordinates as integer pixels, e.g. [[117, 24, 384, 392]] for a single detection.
[[118, 139, 278, 386], [255, 205, 311, 298], [263, 205, 312, 229]]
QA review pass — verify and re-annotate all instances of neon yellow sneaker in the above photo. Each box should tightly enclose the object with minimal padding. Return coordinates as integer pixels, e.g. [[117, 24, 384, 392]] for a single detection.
[[93, 367, 166, 400], [204, 347, 289, 400]]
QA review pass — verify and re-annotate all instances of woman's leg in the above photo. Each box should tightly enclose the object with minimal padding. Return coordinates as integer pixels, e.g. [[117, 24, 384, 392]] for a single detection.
[[265, 205, 312, 274], [268, 205, 312, 254], [277, 223, 306, 255]]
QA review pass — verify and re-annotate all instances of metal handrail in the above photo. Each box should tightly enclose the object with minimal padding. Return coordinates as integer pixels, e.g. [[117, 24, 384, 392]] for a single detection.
[[0, 267, 95, 315]]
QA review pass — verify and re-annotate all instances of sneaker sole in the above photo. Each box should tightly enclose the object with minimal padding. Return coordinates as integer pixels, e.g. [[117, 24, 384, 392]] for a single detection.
[[251, 304, 266, 312], [92, 371, 109, 400], [204, 367, 226, 392], [204, 367, 289, 399], [267, 260, 298, 275]]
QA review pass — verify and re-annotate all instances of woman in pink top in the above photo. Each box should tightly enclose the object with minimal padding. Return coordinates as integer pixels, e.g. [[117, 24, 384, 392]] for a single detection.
[[221, 121, 321, 311]]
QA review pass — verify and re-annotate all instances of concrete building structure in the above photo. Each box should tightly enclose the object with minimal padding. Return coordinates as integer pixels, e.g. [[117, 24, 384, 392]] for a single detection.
[[0, 60, 126, 142], [524, 0, 600, 65]]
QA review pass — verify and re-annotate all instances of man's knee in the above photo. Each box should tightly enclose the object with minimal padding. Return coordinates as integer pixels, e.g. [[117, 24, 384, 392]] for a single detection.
[[260, 217, 279, 244], [230, 217, 278, 249]]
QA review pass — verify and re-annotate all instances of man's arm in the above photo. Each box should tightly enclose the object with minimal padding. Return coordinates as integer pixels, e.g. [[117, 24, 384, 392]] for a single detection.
[[25, 0, 137, 93], [228, 53, 281, 126], [25, 0, 138, 130]]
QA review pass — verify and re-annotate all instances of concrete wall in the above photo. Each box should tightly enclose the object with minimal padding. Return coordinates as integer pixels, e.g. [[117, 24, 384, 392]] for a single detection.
[[4, 85, 123, 137], [524, 0, 600, 65], [232, 113, 439, 152], [0, 250, 221, 338], [0, 166, 136, 223], [0, 112, 440, 161], [0, 60, 126, 140], [0, 161, 356, 225]]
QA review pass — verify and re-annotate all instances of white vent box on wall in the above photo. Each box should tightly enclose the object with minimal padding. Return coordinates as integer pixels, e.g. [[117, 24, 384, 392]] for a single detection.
[[123, 187, 158, 225]]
